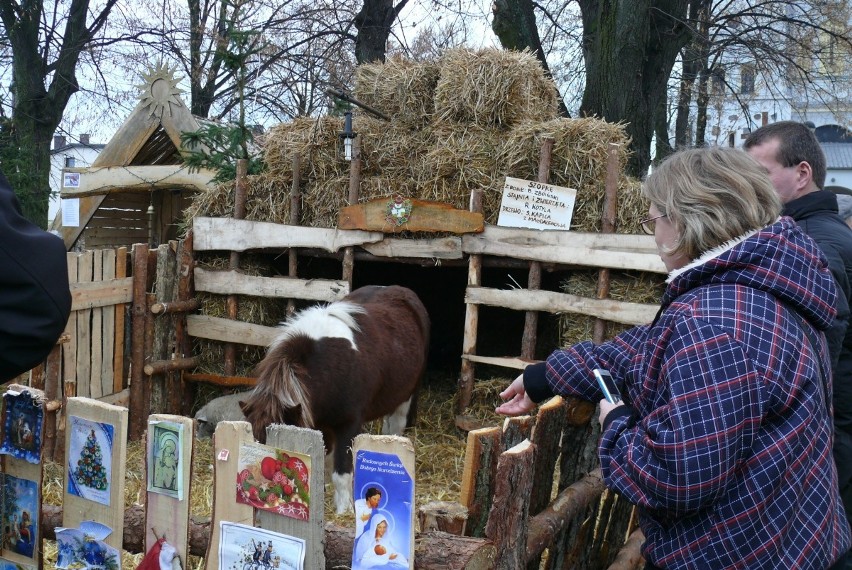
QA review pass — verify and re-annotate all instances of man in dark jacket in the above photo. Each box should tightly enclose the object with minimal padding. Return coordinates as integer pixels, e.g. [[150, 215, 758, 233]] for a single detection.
[[0, 170, 71, 381], [746, 121, 852, 551]]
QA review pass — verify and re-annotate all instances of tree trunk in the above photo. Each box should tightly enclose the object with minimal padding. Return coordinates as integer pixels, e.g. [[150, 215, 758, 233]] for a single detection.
[[354, 0, 410, 64], [491, 0, 571, 118], [577, 0, 690, 178]]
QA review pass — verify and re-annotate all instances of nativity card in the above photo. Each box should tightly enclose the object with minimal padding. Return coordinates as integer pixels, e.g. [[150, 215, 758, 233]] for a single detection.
[[0, 390, 43, 464]]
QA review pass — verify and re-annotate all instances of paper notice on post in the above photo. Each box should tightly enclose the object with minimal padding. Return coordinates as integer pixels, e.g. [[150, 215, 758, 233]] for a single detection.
[[497, 177, 576, 230], [61, 198, 80, 227]]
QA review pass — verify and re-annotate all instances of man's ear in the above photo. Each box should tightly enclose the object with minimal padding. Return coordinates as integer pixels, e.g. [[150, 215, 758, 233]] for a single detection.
[[796, 160, 815, 192]]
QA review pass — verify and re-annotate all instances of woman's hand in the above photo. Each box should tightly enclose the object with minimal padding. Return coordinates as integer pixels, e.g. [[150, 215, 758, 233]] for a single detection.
[[598, 398, 622, 426], [496, 374, 536, 416]]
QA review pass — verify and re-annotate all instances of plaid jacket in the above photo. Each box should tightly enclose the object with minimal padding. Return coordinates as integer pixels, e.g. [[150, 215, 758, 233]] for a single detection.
[[525, 218, 851, 569]]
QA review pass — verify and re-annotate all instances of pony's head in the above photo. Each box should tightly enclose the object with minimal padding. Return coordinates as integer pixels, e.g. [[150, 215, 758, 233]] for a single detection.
[[240, 332, 316, 443]]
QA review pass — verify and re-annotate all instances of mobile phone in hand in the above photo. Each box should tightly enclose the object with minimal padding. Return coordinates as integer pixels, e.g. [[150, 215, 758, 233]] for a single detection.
[[593, 369, 622, 404]]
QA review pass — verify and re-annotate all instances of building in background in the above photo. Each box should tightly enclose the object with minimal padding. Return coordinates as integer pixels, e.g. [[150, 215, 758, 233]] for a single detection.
[[49, 134, 105, 225]]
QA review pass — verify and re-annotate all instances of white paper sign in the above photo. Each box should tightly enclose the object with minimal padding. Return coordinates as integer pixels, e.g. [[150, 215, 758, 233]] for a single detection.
[[497, 177, 577, 230], [61, 198, 80, 227]]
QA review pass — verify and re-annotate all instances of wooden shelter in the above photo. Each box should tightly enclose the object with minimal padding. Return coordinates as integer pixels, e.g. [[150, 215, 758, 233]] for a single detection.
[[53, 64, 215, 251]]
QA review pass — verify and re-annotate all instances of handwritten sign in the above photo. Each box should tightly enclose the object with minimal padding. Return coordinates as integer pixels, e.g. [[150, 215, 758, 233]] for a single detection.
[[497, 177, 576, 230]]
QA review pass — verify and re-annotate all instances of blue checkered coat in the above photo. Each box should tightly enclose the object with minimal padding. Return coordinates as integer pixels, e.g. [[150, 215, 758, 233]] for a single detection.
[[524, 218, 851, 569]]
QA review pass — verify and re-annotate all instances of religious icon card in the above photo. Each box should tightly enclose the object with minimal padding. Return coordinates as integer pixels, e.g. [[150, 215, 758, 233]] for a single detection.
[[66, 416, 114, 506], [236, 441, 311, 520], [0, 390, 43, 464], [0, 474, 39, 561], [147, 420, 184, 500]]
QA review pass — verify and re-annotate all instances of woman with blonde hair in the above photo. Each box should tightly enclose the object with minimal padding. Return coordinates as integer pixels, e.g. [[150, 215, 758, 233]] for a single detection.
[[498, 147, 851, 569]]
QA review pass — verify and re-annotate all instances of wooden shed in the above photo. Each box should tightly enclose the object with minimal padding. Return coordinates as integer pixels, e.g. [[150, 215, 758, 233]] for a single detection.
[[53, 64, 214, 251]]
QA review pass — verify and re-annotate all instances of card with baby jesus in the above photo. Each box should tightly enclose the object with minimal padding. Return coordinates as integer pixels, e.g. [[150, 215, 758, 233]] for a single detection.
[[350, 434, 415, 570]]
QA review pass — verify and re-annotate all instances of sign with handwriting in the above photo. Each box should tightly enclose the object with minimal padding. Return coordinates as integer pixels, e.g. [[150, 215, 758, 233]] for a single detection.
[[497, 177, 576, 230]]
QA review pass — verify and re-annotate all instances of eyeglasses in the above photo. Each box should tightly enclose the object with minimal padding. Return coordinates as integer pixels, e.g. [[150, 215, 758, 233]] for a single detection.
[[640, 213, 667, 235]]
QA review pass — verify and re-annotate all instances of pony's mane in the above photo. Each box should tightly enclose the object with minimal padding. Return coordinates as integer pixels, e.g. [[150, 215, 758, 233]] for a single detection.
[[249, 349, 315, 429], [273, 300, 366, 349]]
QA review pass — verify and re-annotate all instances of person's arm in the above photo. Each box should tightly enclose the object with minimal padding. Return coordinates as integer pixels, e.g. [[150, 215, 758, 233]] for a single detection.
[[598, 316, 762, 516], [0, 172, 71, 381]]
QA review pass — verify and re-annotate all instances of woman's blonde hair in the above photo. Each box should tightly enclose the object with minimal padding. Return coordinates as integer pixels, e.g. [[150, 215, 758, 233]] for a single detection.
[[643, 147, 781, 261]]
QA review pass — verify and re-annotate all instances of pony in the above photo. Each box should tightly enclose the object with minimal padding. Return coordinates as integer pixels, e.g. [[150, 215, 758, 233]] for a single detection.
[[239, 285, 430, 513]]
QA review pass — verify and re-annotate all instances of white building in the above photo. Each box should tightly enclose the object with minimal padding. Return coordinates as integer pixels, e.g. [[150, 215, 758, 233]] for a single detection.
[[694, 2, 852, 193], [48, 134, 105, 225]]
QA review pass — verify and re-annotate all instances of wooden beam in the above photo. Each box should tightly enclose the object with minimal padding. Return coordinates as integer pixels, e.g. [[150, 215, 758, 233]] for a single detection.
[[60, 165, 215, 197], [361, 236, 464, 259], [462, 226, 667, 273], [339, 197, 485, 233], [460, 355, 541, 370], [192, 217, 384, 252], [194, 268, 349, 301], [186, 314, 277, 347], [465, 286, 658, 326], [70, 277, 134, 310]]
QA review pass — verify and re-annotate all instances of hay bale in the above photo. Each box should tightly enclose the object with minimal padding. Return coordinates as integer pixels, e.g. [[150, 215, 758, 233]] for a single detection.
[[558, 270, 666, 347], [354, 56, 441, 127], [433, 48, 559, 128]]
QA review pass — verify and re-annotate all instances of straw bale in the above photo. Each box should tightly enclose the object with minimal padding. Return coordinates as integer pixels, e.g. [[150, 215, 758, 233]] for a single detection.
[[181, 172, 293, 229], [558, 269, 666, 347], [433, 48, 559, 128], [354, 56, 441, 127], [262, 116, 349, 183]]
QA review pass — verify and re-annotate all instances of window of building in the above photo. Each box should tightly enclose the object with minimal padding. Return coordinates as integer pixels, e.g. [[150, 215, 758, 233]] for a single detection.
[[64, 156, 76, 167], [740, 65, 755, 94]]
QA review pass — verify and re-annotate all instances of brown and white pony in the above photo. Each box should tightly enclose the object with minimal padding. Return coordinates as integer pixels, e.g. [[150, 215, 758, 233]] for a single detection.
[[239, 285, 430, 513]]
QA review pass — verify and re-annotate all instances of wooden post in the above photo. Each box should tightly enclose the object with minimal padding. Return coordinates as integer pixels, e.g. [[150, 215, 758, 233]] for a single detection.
[[224, 159, 249, 376], [287, 153, 302, 317], [146, 414, 194, 570], [418, 501, 469, 536], [458, 188, 484, 415], [259, 424, 326, 569], [175, 232, 195, 416], [521, 137, 554, 359], [129, 243, 149, 441], [113, 246, 128, 393], [593, 144, 620, 344], [342, 138, 361, 287], [460, 426, 502, 538], [485, 439, 536, 570], [204, 421, 255, 570], [63, 397, 128, 555], [502, 415, 535, 450], [43, 343, 63, 461], [150, 243, 178, 414], [0, 386, 46, 568]]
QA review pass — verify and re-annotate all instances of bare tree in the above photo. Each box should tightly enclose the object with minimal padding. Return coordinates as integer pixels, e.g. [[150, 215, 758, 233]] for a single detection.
[[0, 0, 162, 225]]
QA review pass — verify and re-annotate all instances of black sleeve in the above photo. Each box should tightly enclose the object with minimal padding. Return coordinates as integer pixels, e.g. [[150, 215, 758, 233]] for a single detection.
[[522, 361, 554, 403], [0, 171, 72, 381]]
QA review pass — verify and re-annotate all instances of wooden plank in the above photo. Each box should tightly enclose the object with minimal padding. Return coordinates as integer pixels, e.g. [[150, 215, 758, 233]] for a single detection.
[[258, 425, 326, 569], [361, 236, 464, 259], [90, 251, 104, 399], [187, 314, 278, 347], [502, 416, 535, 451], [339, 197, 484, 233], [0, 386, 45, 568], [193, 217, 384, 252], [146, 414, 194, 570], [63, 397, 128, 554], [75, 251, 94, 398], [69, 277, 134, 310], [101, 250, 116, 397], [194, 268, 350, 301], [529, 397, 567, 517], [113, 247, 128, 393], [60, 255, 79, 441], [461, 355, 541, 370], [460, 426, 502, 538], [485, 439, 536, 570], [462, 226, 667, 273], [60, 165, 215, 197], [465, 286, 658, 326], [204, 421, 255, 570], [352, 434, 416, 570]]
